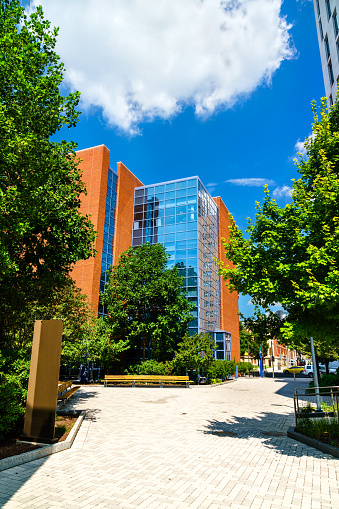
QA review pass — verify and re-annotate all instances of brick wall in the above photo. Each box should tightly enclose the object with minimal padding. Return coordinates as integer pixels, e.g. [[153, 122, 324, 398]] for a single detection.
[[112, 162, 143, 265], [71, 145, 110, 313], [213, 196, 240, 362]]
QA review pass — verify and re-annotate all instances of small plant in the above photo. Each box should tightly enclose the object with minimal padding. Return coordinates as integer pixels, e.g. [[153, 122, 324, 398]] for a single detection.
[[320, 401, 334, 412], [300, 402, 315, 414]]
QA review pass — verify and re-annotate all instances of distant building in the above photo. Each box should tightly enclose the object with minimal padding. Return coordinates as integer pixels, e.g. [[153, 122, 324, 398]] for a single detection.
[[71, 145, 240, 362], [313, 0, 339, 104]]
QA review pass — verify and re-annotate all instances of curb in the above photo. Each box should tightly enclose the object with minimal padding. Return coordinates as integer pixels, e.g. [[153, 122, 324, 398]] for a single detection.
[[0, 410, 86, 472], [287, 426, 339, 458]]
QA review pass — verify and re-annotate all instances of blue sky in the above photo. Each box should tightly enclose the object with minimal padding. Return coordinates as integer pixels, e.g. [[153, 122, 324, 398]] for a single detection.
[[24, 1, 325, 317]]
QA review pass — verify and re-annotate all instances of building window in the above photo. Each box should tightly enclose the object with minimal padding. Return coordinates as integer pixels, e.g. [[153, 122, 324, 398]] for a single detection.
[[319, 18, 324, 39], [326, 0, 331, 20], [333, 10, 339, 37], [325, 35, 331, 59], [316, 0, 320, 17], [328, 60, 335, 85]]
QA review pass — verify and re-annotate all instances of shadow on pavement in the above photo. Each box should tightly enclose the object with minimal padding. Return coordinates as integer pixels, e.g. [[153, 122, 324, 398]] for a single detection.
[[202, 413, 333, 459], [0, 390, 100, 506]]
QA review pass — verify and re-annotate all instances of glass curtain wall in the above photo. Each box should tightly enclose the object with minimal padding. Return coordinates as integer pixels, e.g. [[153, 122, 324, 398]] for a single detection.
[[132, 177, 220, 335], [98, 168, 118, 317]]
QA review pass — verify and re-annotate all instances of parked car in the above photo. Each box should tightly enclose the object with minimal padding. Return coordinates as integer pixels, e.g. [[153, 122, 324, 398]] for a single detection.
[[302, 363, 338, 377], [283, 366, 304, 374]]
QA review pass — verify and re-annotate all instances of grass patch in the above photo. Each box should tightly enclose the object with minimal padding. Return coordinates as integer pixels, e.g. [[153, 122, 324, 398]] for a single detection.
[[296, 416, 339, 448]]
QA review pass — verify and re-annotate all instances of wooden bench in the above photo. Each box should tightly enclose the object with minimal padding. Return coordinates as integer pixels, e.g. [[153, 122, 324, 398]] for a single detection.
[[102, 375, 193, 388], [57, 380, 80, 404]]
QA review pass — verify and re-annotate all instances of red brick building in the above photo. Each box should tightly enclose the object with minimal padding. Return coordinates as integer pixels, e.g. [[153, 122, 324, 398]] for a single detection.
[[72, 145, 240, 362]]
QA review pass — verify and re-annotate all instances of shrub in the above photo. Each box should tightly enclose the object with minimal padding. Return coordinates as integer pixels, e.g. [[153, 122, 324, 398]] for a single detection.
[[308, 372, 339, 389], [208, 360, 236, 380], [127, 359, 172, 375], [237, 362, 253, 375], [0, 353, 30, 440]]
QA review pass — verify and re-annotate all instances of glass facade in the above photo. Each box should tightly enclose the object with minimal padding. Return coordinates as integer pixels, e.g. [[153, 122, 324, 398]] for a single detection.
[[99, 168, 118, 317], [131, 177, 221, 336]]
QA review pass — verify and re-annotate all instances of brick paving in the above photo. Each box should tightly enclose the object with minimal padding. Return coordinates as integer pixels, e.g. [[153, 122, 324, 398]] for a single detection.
[[0, 376, 338, 508]]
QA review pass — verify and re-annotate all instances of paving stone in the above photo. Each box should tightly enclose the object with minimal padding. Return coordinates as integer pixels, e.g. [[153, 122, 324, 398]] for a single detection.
[[1, 377, 338, 508]]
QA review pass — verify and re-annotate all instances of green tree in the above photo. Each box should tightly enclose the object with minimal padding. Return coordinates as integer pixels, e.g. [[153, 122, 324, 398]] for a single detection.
[[101, 243, 194, 364], [218, 98, 339, 357], [0, 0, 96, 346], [172, 332, 216, 383]]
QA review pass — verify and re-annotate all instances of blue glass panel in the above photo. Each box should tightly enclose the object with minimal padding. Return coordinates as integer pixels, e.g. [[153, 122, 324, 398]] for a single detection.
[[188, 277, 198, 286], [176, 231, 187, 240], [166, 183, 175, 191], [176, 240, 187, 249], [167, 261, 175, 269], [187, 229, 198, 239], [176, 249, 186, 258], [167, 251, 175, 259], [165, 207, 175, 216], [187, 267, 198, 276], [177, 205, 187, 215], [176, 222, 187, 232], [165, 225, 175, 233], [187, 221, 197, 230], [166, 191, 175, 199], [155, 192, 164, 201], [164, 233, 175, 242], [177, 214, 187, 223], [176, 189, 187, 198], [187, 196, 197, 204], [176, 197, 187, 206], [156, 235, 164, 243], [188, 248, 197, 258], [188, 213, 197, 222], [187, 204, 197, 213], [176, 181, 187, 190], [164, 241, 175, 249], [157, 226, 165, 235], [165, 199, 175, 207], [155, 184, 165, 192], [187, 179, 197, 188], [165, 216, 175, 225], [187, 239, 197, 248]]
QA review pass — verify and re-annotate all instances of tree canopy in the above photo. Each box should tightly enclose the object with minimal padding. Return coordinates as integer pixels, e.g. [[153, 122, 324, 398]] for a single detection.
[[101, 243, 194, 364], [218, 98, 339, 358], [172, 332, 216, 383], [0, 0, 96, 345]]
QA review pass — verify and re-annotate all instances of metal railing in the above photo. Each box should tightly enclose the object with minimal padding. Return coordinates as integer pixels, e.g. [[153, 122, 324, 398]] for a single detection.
[[293, 386, 339, 426]]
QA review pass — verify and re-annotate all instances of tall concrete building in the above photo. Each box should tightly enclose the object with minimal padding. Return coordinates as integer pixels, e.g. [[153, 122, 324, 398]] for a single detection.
[[313, 0, 339, 103], [72, 145, 240, 362]]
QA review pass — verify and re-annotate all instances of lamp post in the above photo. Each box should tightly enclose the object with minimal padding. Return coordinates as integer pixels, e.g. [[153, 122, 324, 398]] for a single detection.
[[310, 337, 321, 412]]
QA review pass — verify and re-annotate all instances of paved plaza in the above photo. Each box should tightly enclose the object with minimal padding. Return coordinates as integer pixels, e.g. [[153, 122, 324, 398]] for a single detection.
[[0, 376, 338, 509]]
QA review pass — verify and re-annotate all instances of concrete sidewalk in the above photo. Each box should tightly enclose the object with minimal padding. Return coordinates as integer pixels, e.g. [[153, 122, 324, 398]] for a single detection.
[[0, 377, 338, 508]]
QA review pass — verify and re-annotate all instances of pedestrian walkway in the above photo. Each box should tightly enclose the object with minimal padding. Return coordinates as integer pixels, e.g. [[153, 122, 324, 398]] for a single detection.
[[0, 377, 338, 508]]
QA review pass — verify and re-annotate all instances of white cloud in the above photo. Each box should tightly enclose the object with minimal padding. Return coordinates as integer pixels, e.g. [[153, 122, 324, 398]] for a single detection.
[[294, 139, 307, 157], [225, 178, 276, 187], [28, 0, 294, 133], [272, 185, 292, 198]]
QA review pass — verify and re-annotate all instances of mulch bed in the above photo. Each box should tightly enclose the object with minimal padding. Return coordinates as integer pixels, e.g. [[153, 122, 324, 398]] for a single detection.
[[0, 415, 77, 461]]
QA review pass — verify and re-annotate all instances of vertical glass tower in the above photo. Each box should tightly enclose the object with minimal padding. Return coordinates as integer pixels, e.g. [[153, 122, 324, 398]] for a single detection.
[[99, 168, 118, 317], [132, 177, 225, 345]]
